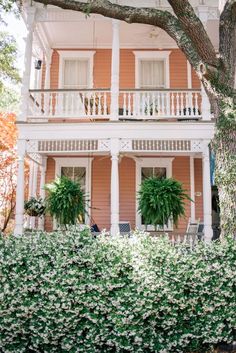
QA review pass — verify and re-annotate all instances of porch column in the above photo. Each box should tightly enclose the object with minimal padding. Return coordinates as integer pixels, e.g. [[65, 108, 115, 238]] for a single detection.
[[110, 20, 120, 120], [190, 156, 196, 221], [38, 157, 47, 231], [14, 140, 26, 236], [110, 139, 120, 236], [18, 6, 36, 122], [45, 50, 53, 89], [201, 84, 211, 121], [202, 145, 213, 243], [29, 162, 38, 229], [26, 160, 34, 228]]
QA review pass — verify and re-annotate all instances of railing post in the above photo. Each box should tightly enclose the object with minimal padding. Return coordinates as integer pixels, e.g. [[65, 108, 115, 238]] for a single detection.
[[14, 140, 26, 236], [110, 20, 120, 121], [18, 5, 36, 122]]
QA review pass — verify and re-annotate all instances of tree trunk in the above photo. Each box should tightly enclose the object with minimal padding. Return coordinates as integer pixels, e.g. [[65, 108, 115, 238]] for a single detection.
[[212, 96, 236, 237]]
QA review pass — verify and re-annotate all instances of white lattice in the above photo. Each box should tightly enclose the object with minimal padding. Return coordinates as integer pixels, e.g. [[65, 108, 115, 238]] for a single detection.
[[26, 141, 38, 153], [132, 140, 191, 152], [191, 140, 203, 152], [98, 139, 111, 151], [120, 139, 132, 151], [28, 153, 42, 165]]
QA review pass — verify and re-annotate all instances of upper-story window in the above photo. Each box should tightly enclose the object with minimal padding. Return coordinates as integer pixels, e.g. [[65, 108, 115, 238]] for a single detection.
[[58, 50, 95, 89], [139, 60, 165, 89], [133, 51, 171, 89], [63, 59, 89, 89]]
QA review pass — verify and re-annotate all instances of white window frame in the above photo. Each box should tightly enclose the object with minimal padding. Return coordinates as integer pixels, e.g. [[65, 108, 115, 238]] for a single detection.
[[58, 50, 96, 89], [133, 51, 171, 89], [54, 157, 93, 225], [136, 157, 174, 231]]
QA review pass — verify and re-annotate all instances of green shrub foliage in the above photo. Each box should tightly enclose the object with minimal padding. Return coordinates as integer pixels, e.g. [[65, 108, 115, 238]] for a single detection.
[[0, 231, 235, 353], [138, 177, 190, 227], [45, 176, 86, 226]]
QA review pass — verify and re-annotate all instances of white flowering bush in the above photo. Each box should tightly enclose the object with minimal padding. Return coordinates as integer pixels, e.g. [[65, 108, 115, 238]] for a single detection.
[[0, 230, 235, 353]]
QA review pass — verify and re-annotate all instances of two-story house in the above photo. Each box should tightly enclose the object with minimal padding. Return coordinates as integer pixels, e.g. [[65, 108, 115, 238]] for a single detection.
[[14, 0, 219, 240]]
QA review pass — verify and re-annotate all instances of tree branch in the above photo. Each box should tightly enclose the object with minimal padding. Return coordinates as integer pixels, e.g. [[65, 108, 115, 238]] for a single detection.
[[34, 0, 204, 71], [219, 0, 236, 88], [167, 0, 218, 67]]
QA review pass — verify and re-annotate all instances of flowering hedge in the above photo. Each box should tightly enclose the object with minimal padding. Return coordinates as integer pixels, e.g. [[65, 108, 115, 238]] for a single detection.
[[0, 230, 235, 353]]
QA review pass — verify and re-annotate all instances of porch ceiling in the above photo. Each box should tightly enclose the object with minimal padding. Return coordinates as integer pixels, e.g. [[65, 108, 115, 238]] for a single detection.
[[36, 12, 219, 50]]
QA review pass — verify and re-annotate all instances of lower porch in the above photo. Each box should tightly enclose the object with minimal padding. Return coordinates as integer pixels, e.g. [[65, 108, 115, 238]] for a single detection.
[[19, 143, 216, 241]]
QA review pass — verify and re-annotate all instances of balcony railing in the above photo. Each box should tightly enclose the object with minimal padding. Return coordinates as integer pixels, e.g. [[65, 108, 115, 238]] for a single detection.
[[28, 88, 202, 121]]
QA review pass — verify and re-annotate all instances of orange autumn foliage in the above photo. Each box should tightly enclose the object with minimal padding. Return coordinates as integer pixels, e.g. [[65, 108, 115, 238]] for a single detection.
[[0, 113, 18, 233]]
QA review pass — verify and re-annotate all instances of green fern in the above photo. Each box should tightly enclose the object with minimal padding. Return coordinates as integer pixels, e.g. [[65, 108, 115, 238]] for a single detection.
[[138, 177, 191, 228], [45, 176, 86, 227]]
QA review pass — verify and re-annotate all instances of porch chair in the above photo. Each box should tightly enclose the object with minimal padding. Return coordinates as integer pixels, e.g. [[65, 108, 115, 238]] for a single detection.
[[184, 218, 202, 247], [119, 221, 131, 236]]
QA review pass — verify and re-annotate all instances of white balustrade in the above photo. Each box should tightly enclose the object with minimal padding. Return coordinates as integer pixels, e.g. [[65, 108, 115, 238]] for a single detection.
[[28, 89, 204, 121], [28, 90, 111, 120], [119, 90, 202, 120]]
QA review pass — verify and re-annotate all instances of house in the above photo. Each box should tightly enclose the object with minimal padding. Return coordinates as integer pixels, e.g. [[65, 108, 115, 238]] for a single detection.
[[15, 0, 220, 240]]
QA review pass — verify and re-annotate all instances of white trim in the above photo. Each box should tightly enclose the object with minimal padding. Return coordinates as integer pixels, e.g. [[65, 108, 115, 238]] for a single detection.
[[57, 50, 95, 89], [190, 156, 195, 221], [133, 50, 171, 89], [135, 157, 174, 230], [54, 157, 93, 225], [187, 61, 192, 89]]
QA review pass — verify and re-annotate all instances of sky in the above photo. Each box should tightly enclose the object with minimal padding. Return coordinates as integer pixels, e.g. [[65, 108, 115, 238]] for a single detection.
[[1, 11, 27, 75]]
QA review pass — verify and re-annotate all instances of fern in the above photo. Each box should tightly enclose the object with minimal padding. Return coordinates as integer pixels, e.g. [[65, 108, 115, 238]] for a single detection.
[[138, 177, 191, 228]]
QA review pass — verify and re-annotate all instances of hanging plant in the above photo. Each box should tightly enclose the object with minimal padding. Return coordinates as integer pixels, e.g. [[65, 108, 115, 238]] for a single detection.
[[44, 176, 86, 227], [24, 197, 46, 217], [138, 177, 191, 228]]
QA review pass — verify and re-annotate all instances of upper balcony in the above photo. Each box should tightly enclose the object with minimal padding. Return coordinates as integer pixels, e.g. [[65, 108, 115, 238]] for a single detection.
[[28, 88, 205, 122], [19, 2, 218, 124]]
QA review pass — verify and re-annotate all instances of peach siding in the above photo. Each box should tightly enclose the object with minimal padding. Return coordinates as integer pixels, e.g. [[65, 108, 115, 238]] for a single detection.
[[50, 48, 200, 90], [172, 156, 191, 233], [44, 155, 203, 234], [91, 156, 111, 230], [45, 157, 56, 231], [119, 157, 136, 228], [194, 158, 203, 221]]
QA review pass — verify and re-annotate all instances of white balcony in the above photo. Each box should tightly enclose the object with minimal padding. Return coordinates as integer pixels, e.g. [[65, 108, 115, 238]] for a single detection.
[[28, 88, 203, 122]]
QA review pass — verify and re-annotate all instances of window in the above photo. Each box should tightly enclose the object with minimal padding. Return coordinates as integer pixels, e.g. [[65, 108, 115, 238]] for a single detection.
[[61, 167, 86, 189], [58, 50, 95, 89], [140, 60, 165, 89], [133, 51, 171, 89], [55, 158, 92, 226], [136, 157, 174, 230], [63, 59, 89, 89]]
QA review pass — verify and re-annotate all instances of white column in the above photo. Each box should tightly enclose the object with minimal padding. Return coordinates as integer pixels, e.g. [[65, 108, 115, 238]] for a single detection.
[[14, 140, 26, 236], [187, 61, 192, 89], [38, 157, 47, 231], [110, 20, 120, 120], [202, 145, 213, 243], [45, 49, 53, 89], [110, 138, 120, 236], [190, 156, 196, 221], [25, 160, 34, 228], [29, 162, 38, 229], [18, 6, 36, 122], [201, 84, 211, 121]]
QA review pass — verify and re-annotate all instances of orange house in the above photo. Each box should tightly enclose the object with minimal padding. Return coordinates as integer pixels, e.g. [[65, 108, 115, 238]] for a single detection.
[[15, 1, 218, 240]]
